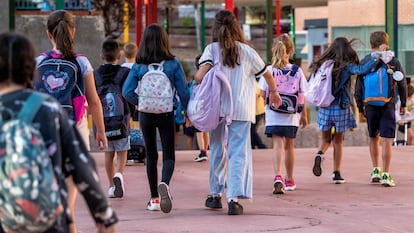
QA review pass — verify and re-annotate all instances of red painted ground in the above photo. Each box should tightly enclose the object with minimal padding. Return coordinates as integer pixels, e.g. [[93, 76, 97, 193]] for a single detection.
[[74, 146, 414, 233]]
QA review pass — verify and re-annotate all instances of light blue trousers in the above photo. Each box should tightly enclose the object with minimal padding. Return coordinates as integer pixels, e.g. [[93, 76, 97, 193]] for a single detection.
[[209, 120, 253, 200]]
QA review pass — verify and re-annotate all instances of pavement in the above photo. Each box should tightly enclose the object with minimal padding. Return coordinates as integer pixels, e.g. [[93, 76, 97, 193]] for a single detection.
[[74, 146, 414, 233]]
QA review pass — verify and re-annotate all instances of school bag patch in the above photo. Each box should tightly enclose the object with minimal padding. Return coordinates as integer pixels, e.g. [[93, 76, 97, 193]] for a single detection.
[[0, 93, 63, 233], [95, 65, 130, 140], [267, 65, 304, 114], [136, 61, 174, 113], [305, 59, 335, 107], [34, 50, 85, 124], [363, 63, 392, 106], [187, 43, 233, 132]]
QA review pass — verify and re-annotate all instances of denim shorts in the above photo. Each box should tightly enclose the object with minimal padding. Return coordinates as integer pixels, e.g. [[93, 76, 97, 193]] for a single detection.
[[365, 106, 396, 138], [104, 136, 131, 152], [265, 126, 298, 138], [317, 104, 356, 133]]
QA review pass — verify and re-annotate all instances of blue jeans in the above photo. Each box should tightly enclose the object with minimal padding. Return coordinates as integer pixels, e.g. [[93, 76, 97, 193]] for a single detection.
[[209, 120, 253, 200]]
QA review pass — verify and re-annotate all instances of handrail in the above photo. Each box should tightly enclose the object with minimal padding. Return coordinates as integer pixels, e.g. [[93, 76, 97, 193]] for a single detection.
[[15, 0, 91, 11]]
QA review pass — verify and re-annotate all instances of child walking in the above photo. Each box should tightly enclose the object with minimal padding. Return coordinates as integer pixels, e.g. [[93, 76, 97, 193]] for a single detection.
[[355, 31, 407, 187], [94, 38, 131, 198], [310, 37, 380, 184], [258, 34, 307, 194], [0, 32, 117, 233], [122, 24, 190, 213]]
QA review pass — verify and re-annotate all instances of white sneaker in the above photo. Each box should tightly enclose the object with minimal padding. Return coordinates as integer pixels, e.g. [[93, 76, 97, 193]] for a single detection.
[[147, 198, 160, 211], [158, 182, 172, 213], [108, 186, 115, 198], [113, 172, 125, 198]]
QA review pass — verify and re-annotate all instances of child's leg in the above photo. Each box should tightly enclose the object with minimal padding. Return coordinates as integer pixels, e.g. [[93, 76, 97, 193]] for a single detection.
[[272, 135, 284, 175], [319, 130, 333, 153], [332, 132, 344, 171], [369, 135, 381, 168], [203, 132, 210, 151], [65, 177, 78, 233], [105, 151, 116, 186], [116, 150, 128, 174], [284, 138, 295, 181], [381, 137, 393, 173]]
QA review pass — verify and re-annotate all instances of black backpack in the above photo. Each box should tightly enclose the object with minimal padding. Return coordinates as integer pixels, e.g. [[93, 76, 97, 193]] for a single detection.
[[94, 64, 130, 140]]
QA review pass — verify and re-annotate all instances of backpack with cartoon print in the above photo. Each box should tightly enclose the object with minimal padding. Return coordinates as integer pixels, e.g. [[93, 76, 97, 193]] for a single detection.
[[0, 92, 63, 233], [267, 65, 304, 114], [34, 50, 85, 124]]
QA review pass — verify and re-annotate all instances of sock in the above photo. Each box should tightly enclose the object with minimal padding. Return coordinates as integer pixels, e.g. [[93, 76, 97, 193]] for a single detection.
[[228, 197, 238, 203]]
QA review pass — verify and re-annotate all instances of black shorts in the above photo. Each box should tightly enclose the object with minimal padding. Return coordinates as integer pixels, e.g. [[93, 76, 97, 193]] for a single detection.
[[183, 125, 198, 137], [398, 122, 412, 133], [365, 106, 396, 138], [265, 126, 298, 139]]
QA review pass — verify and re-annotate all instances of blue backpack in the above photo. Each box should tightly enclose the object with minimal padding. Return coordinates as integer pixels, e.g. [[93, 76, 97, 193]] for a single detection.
[[95, 64, 130, 140], [363, 63, 393, 106], [0, 93, 63, 232], [34, 50, 85, 124]]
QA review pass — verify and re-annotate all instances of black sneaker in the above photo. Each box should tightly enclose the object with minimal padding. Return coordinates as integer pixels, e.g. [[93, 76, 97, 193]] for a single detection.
[[332, 171, 345, 184], [194, 153, 208, 162], [228, 200, 243, 215], [205, 195, 222, 209], [312, 154, 323, 176]]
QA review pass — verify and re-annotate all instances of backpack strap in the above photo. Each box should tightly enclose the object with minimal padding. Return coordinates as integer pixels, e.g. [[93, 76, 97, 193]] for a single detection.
[[18, 93, 48, 123]]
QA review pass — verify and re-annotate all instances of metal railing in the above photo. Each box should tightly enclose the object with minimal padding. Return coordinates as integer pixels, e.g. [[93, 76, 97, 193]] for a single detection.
[[15, 0, 91, 11]]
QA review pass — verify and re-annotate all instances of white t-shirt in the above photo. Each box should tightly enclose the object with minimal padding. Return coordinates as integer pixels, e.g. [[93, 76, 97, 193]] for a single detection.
[[198, 42, 267, 122], [258, 64, 307, 127]]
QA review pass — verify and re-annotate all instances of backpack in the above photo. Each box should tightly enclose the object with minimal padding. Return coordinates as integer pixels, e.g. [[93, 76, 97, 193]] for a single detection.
[[363, 63, 393, 106], [0, 92, 63, 233], [34, 50, 85, 124], [136, 61, 174, 113], [187, 43, 233, 132], [174, 95, 185, 125], [267, 65, 304, 114], [305, 59, 335, 107], [95, 65, 130, 141]]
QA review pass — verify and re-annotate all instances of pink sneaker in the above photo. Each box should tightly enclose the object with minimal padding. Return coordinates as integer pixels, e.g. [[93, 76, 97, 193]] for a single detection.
[[273, 175, 285, 194], [285, 180, 296, 191]]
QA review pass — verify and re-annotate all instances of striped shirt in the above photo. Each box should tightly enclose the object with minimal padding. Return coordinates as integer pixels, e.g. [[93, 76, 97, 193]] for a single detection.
[[199, 42, 267, 122]]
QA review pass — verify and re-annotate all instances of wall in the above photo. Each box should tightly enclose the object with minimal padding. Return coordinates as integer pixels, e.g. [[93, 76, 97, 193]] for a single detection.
[[15, 14, 105, 68], [0, 1, 9, 32]]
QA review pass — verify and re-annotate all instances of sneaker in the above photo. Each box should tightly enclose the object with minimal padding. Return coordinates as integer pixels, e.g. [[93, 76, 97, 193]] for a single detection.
[[332, 171, 346, 184], [273, 175, 285, 194], [194, 152, 208, 162], [313, 154, 323, 176], [228, 200, 243, 215], [205, 195, 222, 209], [113, 172, 125, 198], [285, 180, 296, 191], [147, 198, 160, 211], [381, 173, 395, 187], [108, 186, 115, 198], [370, 167, 382, 183], [158, 182, 172, 213]]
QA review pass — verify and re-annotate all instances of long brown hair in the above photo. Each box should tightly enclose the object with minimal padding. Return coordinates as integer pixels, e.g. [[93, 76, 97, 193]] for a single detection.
[[310, 37, 359, 86], [136, 24, 175, 64], [47, 10, 75, 60], [0, 32, 35, 86], [212, 10, 247, 68]]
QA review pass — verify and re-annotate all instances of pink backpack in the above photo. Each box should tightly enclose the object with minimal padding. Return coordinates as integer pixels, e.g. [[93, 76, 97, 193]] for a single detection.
[[187, 43, 233, 132], [267, 65, 304, 114], [304, 60, 335, 107]]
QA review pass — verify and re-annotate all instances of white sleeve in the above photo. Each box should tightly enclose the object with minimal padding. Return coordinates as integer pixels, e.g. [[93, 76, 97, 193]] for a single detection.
[[76, 56, 94, 78]]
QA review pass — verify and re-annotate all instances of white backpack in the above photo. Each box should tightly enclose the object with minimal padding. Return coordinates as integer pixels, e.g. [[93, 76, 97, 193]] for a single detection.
[[136, 61, 174, 113], [305, 60, 335, 107]]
